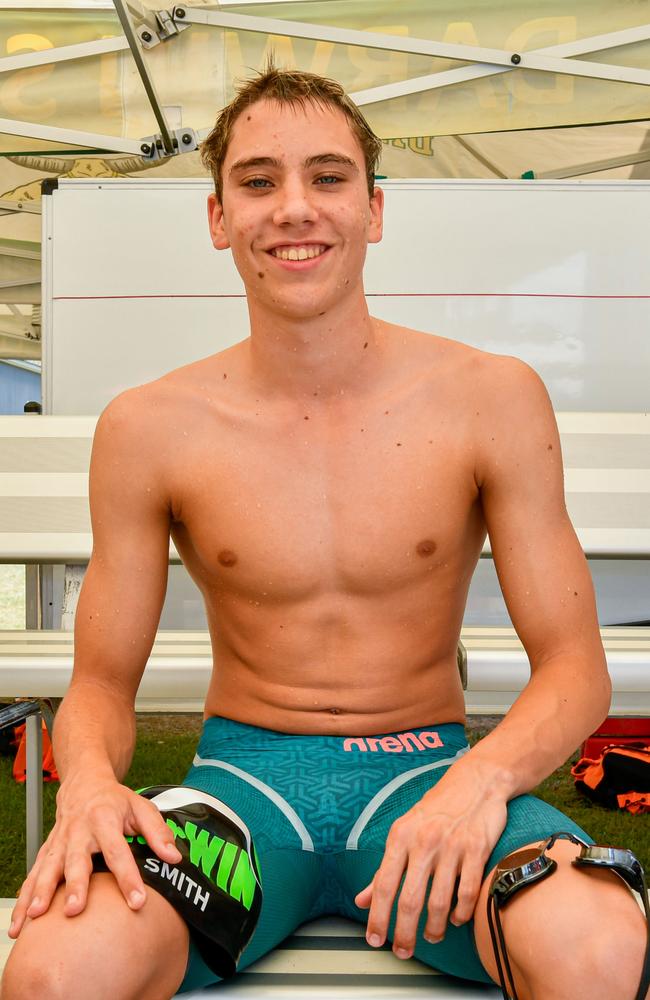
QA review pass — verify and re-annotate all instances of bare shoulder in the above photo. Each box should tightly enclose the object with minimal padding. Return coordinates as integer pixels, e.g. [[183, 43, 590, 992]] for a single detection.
[[387, 321, 546, 397], [93, 378, 184, 516], [98, 343, 236, 429], [457, 348, 561, 490], [464, 346, 554, 426], [95, 348, 238, 519]]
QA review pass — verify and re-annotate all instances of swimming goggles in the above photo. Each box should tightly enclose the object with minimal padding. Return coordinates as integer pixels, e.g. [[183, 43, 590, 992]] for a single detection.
[[487, 831, 650, 1000]]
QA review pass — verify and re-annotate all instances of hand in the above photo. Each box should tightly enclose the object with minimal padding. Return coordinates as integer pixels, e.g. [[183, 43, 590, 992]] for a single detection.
[[354, 757, 509, 959], [9, 776, 182, 938]]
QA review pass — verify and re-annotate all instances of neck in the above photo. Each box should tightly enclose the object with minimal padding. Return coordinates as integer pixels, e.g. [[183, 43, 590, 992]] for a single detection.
[[242, 294, 386, 402]]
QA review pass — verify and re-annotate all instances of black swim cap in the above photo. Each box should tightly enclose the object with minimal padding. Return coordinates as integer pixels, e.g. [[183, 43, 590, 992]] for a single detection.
[[94, 785, 262, 978]]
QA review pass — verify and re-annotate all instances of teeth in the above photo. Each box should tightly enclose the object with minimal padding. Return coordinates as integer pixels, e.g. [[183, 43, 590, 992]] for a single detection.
[[271, 245, 327, 261]]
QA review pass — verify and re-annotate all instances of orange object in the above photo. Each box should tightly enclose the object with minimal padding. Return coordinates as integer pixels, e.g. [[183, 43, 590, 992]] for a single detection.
[[12, 720, 59, 783], [616, 791, 650, 815], [571, 743, 649, 815], [581, 716, 650, 759]]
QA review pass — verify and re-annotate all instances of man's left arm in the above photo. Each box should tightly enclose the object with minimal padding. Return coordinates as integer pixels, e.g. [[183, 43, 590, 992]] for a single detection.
[[455, 355, 611, 793], [356, 356, 611, 953]]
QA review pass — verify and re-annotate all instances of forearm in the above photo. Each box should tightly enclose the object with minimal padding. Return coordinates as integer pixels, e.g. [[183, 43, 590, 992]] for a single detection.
[[455, 652, 612, 800], [52, 679, 137, 784]]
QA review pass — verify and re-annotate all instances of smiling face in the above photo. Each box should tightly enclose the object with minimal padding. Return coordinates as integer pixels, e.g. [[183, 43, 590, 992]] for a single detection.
[[207, 98, 383, 322]]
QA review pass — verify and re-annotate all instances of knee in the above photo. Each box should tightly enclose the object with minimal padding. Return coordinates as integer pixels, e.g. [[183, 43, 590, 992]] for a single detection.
[[572, 908, 648, 997], [1, 947, 67, 1000], [522, 896, 647, 999]]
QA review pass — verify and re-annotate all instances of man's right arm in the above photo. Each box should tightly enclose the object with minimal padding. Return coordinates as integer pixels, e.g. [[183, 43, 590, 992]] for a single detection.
[[10, 388, 182, 937]]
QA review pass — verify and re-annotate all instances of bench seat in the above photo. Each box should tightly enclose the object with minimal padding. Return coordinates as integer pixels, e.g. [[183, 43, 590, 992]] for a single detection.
[[0, 903, 499, 997], [1, 627, 648, 715]]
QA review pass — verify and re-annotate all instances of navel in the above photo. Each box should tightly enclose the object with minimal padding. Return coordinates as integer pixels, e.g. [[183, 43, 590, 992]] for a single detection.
[[416, 539, 437, 558], [218, 549, 238, 567]]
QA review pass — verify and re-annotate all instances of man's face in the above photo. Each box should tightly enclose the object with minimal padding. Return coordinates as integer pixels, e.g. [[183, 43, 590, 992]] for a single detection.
[[207, 98, 383, 320]]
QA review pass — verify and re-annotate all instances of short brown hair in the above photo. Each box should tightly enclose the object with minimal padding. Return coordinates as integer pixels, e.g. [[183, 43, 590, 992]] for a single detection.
[[201, 56, 383, 202]]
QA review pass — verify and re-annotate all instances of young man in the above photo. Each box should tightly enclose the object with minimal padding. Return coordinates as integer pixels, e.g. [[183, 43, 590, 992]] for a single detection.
[[2, 64, 647, 1000]]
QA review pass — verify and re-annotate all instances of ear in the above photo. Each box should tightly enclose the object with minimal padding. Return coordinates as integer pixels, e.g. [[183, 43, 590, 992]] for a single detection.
[[367, 185, 384, 245], [207, 192, 230, 250]]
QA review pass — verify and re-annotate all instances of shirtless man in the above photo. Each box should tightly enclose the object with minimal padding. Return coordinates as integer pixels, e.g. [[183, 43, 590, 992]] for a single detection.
[[2, 64, 647, 1000]]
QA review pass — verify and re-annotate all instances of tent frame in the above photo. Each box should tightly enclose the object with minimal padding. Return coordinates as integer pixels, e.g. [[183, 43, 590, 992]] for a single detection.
[[0, 5, 649, 160]]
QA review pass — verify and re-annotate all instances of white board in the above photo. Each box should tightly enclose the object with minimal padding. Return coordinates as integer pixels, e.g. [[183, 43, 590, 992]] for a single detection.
[[43, 177, 650, 415], [41, 177, 650, 630]]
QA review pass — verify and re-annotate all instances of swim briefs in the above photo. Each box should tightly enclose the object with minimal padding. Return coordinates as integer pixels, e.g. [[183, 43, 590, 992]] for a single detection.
[[177, 716, 593, 992]]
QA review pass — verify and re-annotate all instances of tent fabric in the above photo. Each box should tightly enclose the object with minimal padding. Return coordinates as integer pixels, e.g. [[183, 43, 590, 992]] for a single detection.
[[2, 2, 650, 150]]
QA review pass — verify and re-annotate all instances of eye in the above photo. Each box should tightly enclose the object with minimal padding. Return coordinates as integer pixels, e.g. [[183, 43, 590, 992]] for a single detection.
[[244, 177, 271, 189], [316, 174, 342, 185]]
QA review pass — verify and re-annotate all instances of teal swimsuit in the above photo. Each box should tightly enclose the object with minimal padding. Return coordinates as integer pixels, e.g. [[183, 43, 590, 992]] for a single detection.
[[178, 716, 593, 992]]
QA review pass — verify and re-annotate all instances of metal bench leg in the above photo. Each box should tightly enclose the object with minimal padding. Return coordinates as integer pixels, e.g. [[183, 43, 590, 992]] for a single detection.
[[25, 711, 43, 871]]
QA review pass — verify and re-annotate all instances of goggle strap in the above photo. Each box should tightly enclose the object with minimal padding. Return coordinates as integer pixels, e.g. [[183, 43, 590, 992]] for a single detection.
[[487, 894, 519, 1000]]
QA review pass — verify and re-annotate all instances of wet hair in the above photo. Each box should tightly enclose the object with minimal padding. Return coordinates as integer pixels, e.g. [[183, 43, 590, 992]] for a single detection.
[[200, 55, 383, 202]]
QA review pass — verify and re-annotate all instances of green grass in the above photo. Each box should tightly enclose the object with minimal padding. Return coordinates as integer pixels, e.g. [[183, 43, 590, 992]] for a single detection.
[[0, 565, 25, 630], [1, 716, 648, 899]]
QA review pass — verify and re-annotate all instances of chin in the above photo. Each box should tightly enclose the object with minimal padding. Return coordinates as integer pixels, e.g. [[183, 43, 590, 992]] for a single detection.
[[262, 294, 335, 320]]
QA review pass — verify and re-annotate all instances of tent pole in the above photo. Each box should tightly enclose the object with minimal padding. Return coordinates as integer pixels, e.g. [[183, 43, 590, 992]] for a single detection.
[[112, 0, 175, 156]]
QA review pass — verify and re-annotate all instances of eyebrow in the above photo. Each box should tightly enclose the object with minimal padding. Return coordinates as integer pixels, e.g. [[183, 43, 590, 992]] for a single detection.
[[228, 153, 359, 176]]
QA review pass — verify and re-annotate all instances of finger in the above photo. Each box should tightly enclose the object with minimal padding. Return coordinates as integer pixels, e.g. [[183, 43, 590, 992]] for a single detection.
[[133, 800, 182, 863], [21, 845, 66, 924], [9, 862, 41, 937], [365, 843, 408, 948], [391, 856, 433, 958], [96, 826, 147, 910], [423, 855, 460, 943], [62, 849, 94, 916], [354, 881, 373, 909], [450, 854, 485, 926]]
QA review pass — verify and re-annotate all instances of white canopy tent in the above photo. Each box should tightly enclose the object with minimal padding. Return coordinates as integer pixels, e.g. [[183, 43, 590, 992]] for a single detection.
[[1, 0, 650, 358]]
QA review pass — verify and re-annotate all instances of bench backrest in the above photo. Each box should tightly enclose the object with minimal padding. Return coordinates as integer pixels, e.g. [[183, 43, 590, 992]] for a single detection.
[[1, 412, 648, 562]]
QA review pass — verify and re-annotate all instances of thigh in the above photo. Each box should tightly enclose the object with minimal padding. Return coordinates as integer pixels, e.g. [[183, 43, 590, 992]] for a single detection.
[[337, 762, 496, 985], [339, 780, 595, 986], [178, 751, 323, 992], [2, 872, 189, 1000]]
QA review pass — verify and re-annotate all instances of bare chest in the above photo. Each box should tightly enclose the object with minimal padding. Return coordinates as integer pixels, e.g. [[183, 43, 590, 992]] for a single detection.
[[168, 385, 484, 600]]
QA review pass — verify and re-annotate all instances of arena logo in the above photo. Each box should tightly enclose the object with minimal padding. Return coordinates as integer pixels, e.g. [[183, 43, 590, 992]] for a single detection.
[[342, 731, 442, 753]]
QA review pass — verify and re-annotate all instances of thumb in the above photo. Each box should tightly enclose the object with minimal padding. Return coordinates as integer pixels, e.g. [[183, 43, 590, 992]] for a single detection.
[[355, 882, 373, 908]]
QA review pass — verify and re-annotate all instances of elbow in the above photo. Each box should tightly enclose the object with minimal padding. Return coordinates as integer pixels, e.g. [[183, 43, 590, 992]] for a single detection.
[[592, 655, 613, 722]]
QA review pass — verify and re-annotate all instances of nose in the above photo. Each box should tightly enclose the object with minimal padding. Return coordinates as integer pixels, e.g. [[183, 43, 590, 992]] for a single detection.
[[272, 177, 320, 228]]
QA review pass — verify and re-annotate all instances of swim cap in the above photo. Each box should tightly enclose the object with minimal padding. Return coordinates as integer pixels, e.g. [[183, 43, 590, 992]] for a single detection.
[[94, 784, 262, 978]]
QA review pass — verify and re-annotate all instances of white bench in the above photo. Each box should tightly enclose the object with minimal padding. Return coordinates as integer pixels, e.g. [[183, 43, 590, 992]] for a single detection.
[[1, 410, 649, 797], [0, 903, 500, 998], [0, 412, 648, 997], [1, 412, 649, 564], [0, 627, 648, 715]]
